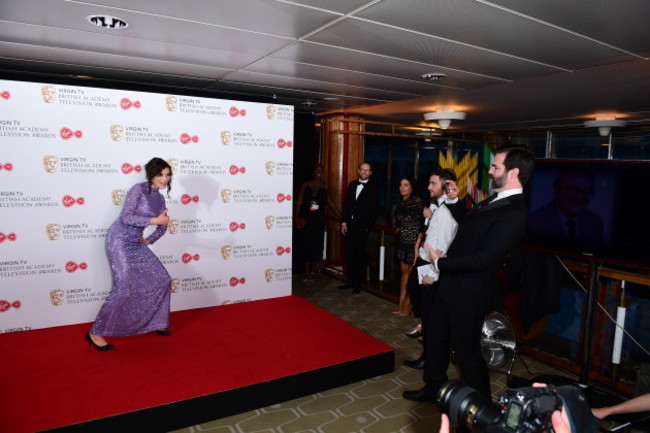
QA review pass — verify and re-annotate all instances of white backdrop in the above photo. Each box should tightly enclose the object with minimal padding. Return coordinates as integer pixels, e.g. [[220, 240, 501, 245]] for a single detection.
[[0, 79, 293, 332]]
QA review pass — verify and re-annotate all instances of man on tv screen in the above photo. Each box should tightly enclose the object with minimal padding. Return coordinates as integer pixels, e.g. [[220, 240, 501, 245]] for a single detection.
[[527, 169, 604, 247]]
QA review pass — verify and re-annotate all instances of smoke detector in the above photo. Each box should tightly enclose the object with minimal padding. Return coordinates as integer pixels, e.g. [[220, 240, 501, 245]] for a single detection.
[[420, 73, 447, 81]]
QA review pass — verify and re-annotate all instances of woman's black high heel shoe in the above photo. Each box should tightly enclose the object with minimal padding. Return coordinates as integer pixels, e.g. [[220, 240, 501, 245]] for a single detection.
[[156, 329, 172, 336], [85, 333, 115, 351]]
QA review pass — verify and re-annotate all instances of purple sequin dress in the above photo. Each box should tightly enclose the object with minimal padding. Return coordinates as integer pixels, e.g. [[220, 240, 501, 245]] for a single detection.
[[91, 182, 171, 336]]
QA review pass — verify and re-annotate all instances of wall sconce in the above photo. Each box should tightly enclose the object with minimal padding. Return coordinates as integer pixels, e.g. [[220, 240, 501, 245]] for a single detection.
[[423, 107, 466, 129], [584, 115, 627, 137]]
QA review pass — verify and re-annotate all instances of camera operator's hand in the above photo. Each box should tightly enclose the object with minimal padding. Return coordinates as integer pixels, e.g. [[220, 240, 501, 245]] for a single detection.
[[533, 382, 573, 433], [552, 407, 573, 433], [438, 414, 451, 433]]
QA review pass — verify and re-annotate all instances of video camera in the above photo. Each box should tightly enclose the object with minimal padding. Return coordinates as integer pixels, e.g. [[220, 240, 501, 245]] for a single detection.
[[437, 379, 598, 433]]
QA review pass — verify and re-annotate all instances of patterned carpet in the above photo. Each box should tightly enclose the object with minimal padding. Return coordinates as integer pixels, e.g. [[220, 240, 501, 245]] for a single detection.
[[169, 272, 567, 433]]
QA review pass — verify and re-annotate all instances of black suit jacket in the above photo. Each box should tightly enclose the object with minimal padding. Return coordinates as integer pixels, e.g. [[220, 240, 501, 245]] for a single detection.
[[341, 179, 380, 232], [437, 194, 527, 307]]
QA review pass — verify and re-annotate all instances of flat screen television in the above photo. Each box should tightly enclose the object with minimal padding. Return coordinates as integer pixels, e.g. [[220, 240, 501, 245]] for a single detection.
[[523, 159, 650, 268]]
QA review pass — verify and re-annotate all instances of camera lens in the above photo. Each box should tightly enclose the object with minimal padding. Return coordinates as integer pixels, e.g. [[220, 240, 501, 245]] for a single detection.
[[437, 380, 501, 431]]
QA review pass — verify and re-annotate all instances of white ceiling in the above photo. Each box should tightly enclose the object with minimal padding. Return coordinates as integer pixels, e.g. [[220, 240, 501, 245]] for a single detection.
[[1, 0, 649, 130]]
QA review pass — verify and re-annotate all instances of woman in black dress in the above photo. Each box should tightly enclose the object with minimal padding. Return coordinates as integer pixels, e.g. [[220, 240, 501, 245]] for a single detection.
[[295, 163, 328, 283], [393, 176, 424, 315]]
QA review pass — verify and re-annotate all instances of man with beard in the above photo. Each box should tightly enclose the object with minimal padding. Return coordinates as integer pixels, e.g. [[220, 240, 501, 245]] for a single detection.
[[340, 162, 379, 294], [403, 145, 535, 402]]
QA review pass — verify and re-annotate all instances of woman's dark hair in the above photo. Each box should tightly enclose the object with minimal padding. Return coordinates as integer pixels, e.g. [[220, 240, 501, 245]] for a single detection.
[[145, 157, 172, 195], [399, 176, 419, 198]]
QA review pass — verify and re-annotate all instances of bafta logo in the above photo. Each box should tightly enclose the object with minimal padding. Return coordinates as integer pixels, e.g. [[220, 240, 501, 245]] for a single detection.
[[42, 155, 59, 173], [49, 289, 64, 306], [167, 158, 179, 174], [171, 278, 180, 293], [265, 215, 275, 230], [264, 269, 275, 282], [220, 130, 232, 146], [168, 219, 180, 234], [266, 105, 276, 120], [111, 189, 126, 206], [220, 245, 232, 260], [46, 224, 61, 240], [265, 161, 276, 176], [220, 188, 232, 203], [41, 85, 56, 103], [165, 95, 178, 112], [110, 124, 124, 142]]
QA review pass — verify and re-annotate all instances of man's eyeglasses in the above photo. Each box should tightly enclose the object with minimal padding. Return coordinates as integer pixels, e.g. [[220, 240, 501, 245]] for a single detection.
[[358, 168, 371, 172]]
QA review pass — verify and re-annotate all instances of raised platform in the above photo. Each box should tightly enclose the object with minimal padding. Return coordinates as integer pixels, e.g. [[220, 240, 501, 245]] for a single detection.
[[0, 295, 394, 433]]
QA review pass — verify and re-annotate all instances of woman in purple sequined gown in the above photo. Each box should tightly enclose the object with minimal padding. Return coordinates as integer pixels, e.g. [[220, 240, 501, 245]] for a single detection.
[[86, 158, 173, 350]]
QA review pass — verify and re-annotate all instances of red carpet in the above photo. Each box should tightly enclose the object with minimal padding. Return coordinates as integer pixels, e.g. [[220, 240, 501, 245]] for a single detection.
[[0, 295, 393, 433]]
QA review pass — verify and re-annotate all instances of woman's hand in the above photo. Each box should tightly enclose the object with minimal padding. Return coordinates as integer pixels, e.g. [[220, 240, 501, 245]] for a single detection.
[[424, 243, 444, 262], [423, 207, 433, 218], [150, 209, 169, 226], [139, 238, 151, 245]]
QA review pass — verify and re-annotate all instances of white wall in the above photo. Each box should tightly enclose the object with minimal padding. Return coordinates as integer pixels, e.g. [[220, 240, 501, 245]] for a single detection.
[[0, 79, 293, 332]]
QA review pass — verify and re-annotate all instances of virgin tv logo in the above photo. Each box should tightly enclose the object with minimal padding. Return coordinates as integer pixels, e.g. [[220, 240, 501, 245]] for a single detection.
[[276, 193, 292, 203], [1, 91, 10, 100], [0, 300, 21, 312], [229, 165, 246, 175], [180, 133, 199, 144], [181, 194, 199, 204], [62, 195, 85, 207], [0, 162, 13, 171], [60, 127, 83, 140], [120, 98, 141, 110], [65, 261, 88, 272], [276, 246, 291, 255], [0, 232, 17, 242], [229, 107, 246, 117], [121, 163, 142, 174], [277, 139, 292, 148], [229, 222, 246, 232], [229, 277, 246, 286], [182, 253, 200, 263]]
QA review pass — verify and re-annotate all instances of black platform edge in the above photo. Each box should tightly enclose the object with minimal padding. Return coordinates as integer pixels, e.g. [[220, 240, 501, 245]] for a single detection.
[[41, 350, 394, 433]]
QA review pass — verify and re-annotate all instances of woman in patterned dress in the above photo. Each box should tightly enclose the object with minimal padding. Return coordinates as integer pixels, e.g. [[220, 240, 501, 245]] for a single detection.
[[393, 176, 424, 316]]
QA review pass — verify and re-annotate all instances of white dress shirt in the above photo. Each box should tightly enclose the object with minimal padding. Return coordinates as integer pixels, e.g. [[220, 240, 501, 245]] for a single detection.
[[417, 195, 458, 284]]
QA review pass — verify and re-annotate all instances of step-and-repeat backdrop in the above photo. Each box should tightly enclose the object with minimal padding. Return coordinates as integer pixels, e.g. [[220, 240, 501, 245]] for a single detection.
[[0, 79, 294, 332]]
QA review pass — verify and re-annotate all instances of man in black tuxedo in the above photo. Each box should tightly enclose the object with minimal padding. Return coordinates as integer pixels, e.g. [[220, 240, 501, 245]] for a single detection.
[[340, 162, 379, 294], [403, 145, 535, 402]]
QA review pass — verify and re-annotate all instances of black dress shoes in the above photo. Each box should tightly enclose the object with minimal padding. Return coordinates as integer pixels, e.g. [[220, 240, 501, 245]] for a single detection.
[[352, 287, 361, 294], [402, 386, 436, 402], [156, 330, 172, 336], [338, 282, 353, 289], [403, 357, 425, 369]]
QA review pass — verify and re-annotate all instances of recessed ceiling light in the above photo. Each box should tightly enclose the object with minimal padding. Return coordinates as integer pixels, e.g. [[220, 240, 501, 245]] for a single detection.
[[420, 73, 447, 81], [86, 15, 129, 29], [323, 97, 339, 101]]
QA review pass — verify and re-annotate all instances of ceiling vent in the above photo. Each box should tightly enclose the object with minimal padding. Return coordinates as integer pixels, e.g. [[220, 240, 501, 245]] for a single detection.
[[87, 15, 129, 29], [420, 73, 447, 81]]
